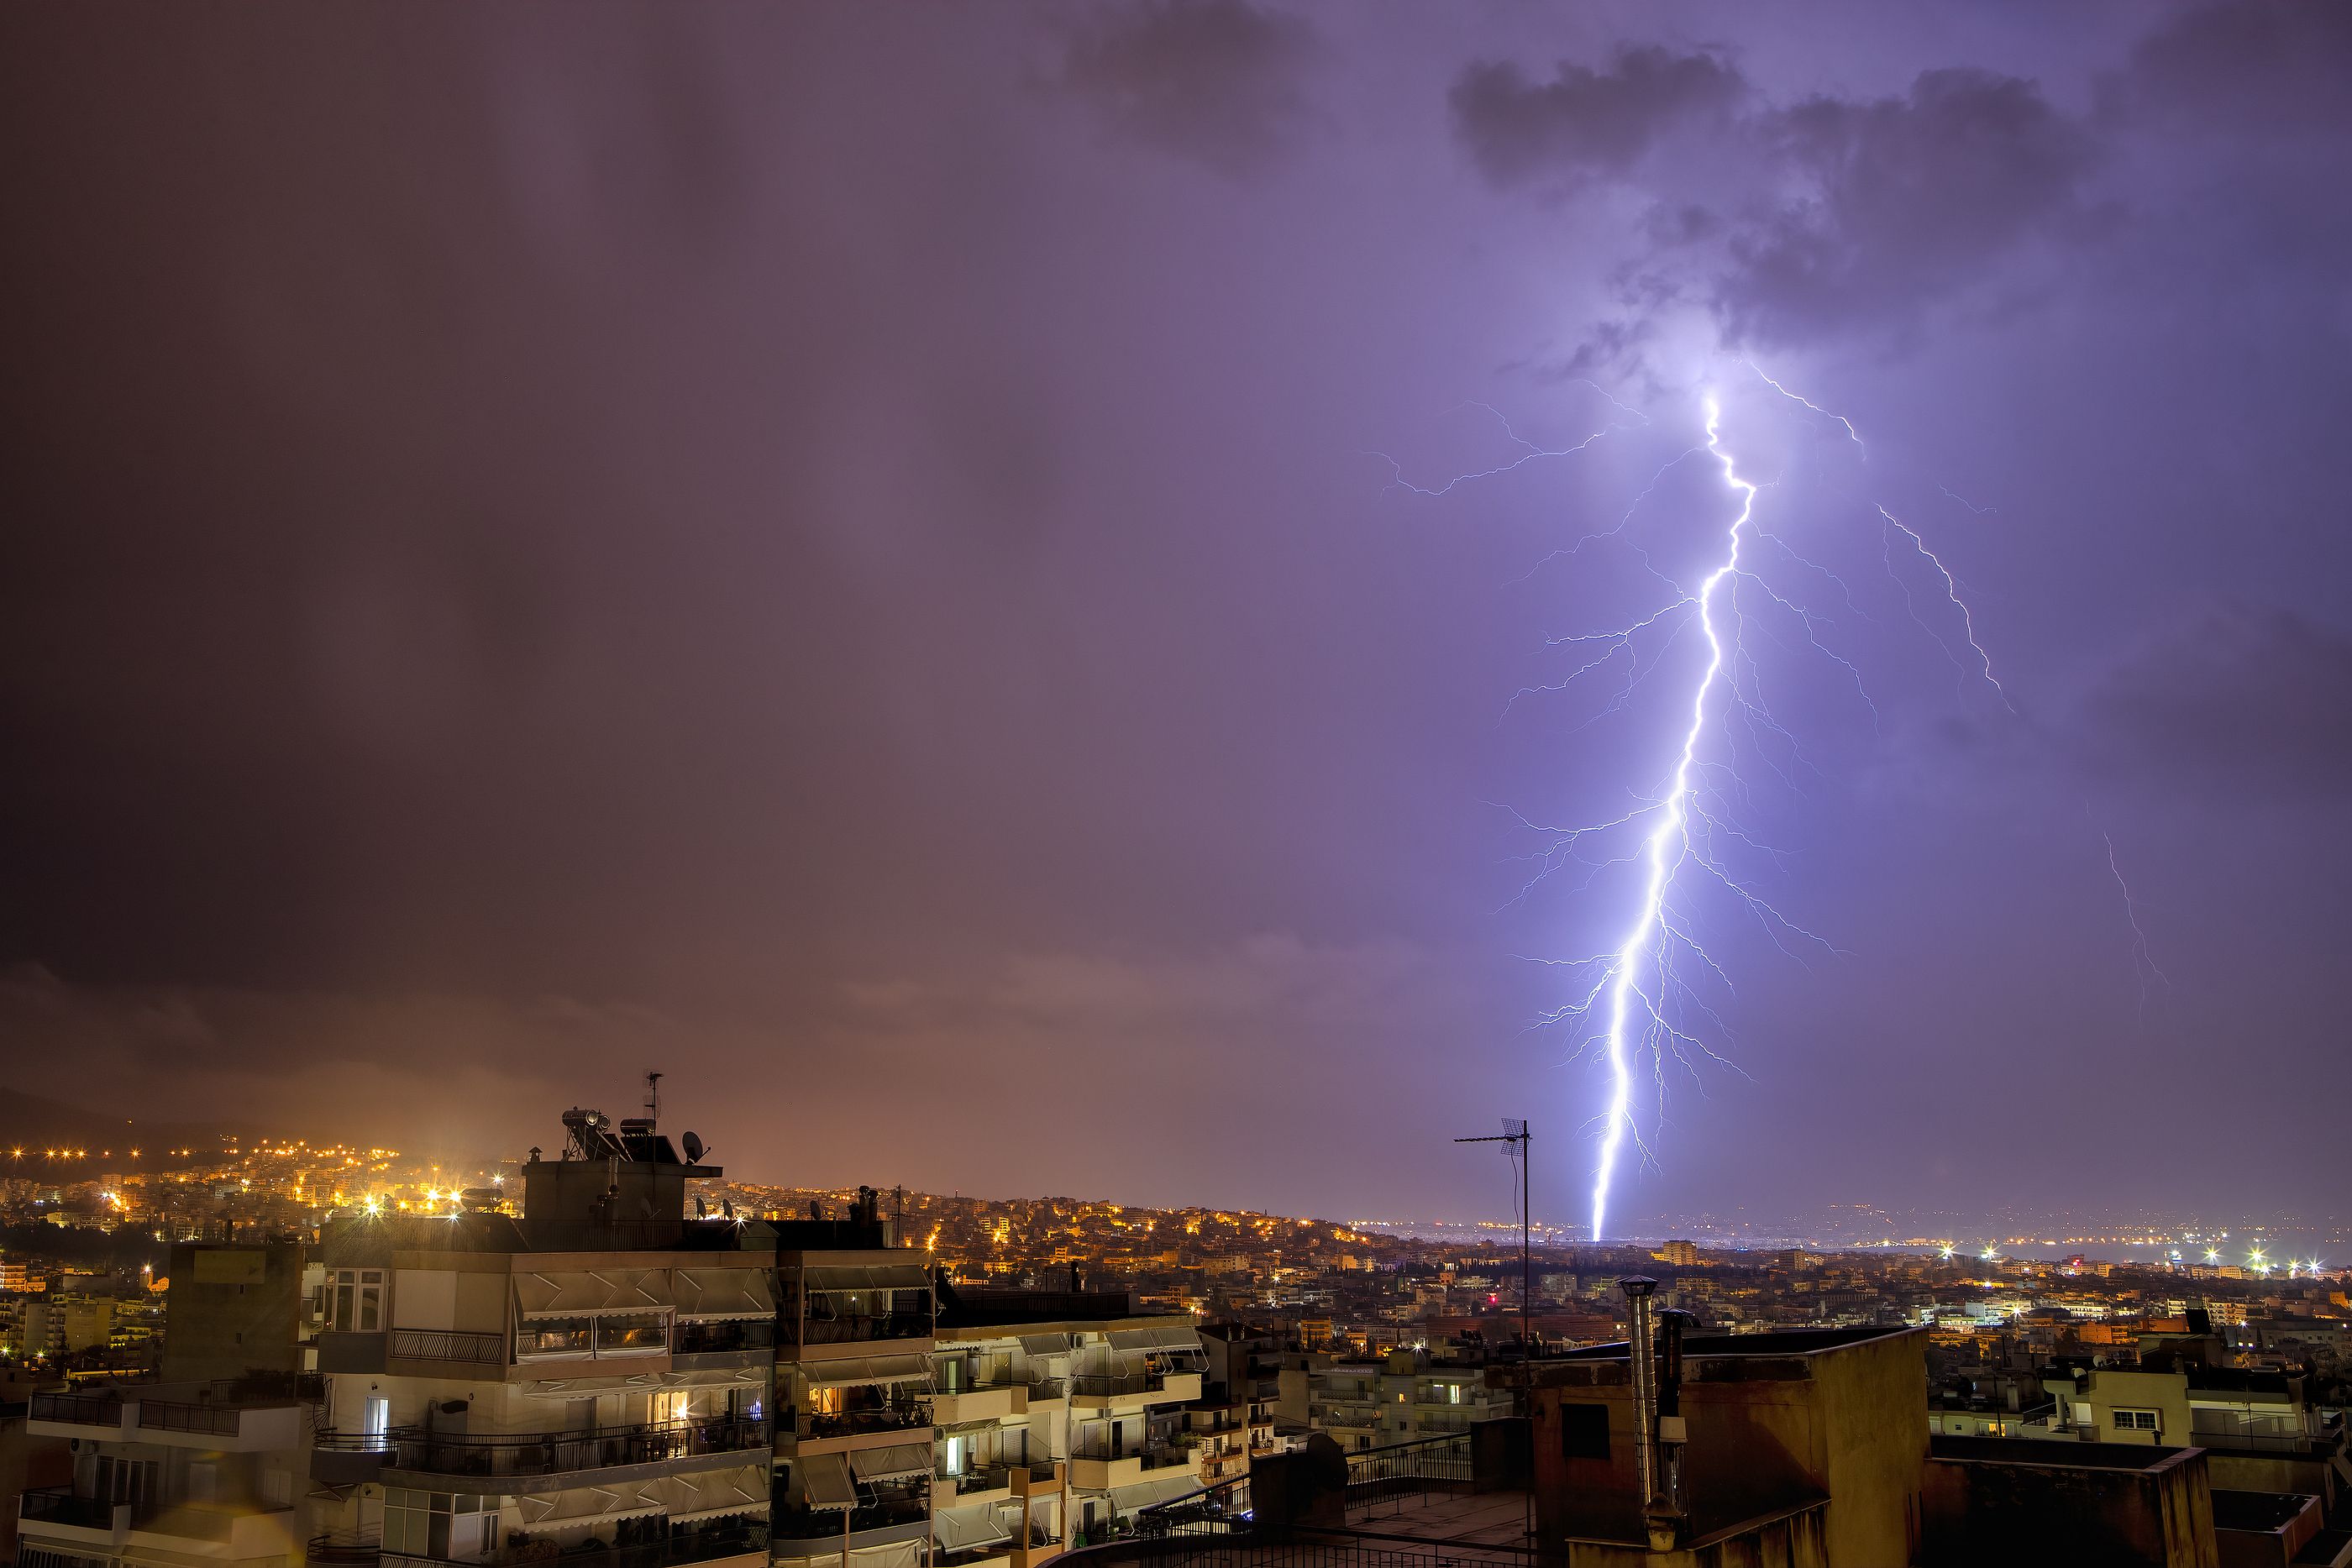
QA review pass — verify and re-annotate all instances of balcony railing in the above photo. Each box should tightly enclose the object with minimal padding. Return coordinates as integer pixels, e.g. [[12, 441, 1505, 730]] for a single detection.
[[391, 1415, 769, 1478], [310, 1532, 385, 1565], [391, 1328, 507, 1365], [1344, 1431, 1472, 1509], [675, 1319, 776, 1357], [772, 1500, 929, 1540], [937, 1466, 1013, 1496], [29, 1392, 125, 1428], [1025, 1379, 1066, 1401], [1070, 1374, 1165, 1399], [316, 1427, 396, 1453], [20, 1487, 122, 1530], [797, 1406, 930, 1440], [796, 1314, 932, 1345], [386, 1522, 769, 1568], [137, 1401, 244, 1436]]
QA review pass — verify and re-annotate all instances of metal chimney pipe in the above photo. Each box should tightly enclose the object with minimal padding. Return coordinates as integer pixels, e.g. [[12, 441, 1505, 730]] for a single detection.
[[1619, 1277, 1660, 1509]]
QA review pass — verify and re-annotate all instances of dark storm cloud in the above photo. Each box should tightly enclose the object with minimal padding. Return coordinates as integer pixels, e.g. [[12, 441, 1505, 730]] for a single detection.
[[2111, 0, 2352, 133], [1446, 46, 1744, 186], [1451, 50, 2096, 349], [2081, 605, 2352, 802], [1053, 0, 1319, 178], [1718, 69, 2097, 343]]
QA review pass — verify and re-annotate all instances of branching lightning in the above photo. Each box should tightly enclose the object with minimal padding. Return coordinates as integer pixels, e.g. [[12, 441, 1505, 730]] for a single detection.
[[1383, 361, 2157, 1243]]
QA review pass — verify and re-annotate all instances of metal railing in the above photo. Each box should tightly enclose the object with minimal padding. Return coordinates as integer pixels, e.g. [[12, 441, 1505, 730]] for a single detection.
[[675, 1319, 776, 1356], [771, 1500, 929, 1540], [1072, 1374, 1168, 1399], [310, 1532, 385, 1565], [1342, 1431, 1471, 1511], [797, 1314, 933, 1345], [1133, 1476, 1247, 1541], [137, 1402, 243, 1436], [1026, 1379, 1068, 1401], [798, 1405, 929, 1439], [391, 1415, 768, 1477], [938, 1466, 1014, 1496], [386, 1523, 769, 1568], [20, 1487, 123, 1530], [391, 1328, 507, 1365], [29, 1392, 124, 1427], [315, 1427, 396, 1453]]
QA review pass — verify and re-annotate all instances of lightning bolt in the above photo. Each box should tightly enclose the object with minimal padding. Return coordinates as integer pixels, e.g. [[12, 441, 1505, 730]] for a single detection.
[[1382, 363, 2142, 1243], [1586, 398, 1753, 1244]]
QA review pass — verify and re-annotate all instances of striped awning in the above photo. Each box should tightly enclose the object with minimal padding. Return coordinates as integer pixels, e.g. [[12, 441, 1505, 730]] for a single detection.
[[799, 1453, 856, 1511], [514, 1269, 673, 1317], [805, 1354, 931, 1389], [675, 1267, 776, 1321], [1018, 1334, 1072, 1358], [801, 1263, 932, 1293], [1106, 1325, 1200, 1353], [848, 1443, 934, 1483], [514, 1479, 668, 1525], [1111, 1476, 1205, 1513], [932, 1505, 1014, 1553], [657, 1463, 771, 1522]]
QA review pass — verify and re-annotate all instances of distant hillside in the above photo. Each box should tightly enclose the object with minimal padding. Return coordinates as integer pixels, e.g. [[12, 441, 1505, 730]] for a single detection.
[[0, 1088, 253, 1174]]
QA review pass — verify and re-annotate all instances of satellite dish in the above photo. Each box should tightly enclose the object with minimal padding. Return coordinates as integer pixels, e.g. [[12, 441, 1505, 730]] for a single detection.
[[682, 1130, 705, 1165], [696, 1197, 708, 1218]]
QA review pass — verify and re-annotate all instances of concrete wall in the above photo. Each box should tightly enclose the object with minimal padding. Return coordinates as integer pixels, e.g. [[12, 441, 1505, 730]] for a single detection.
[[1921, 1438, 2217, 1568], [163, 1240, 307, 1382]]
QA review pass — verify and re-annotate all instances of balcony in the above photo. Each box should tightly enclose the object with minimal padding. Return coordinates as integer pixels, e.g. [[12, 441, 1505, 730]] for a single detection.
[[391, 1328, 507, 1367], [389, 1415, 769, 1481], [1068, 1445, 1190, 1492], [929, 1386, 1016, 1427], [29, 1388, 303, 1451], [794, 1313, 933, 1347], [27, 1392, 132, 1436], [385, 1521, 769, 1568], [771, 1499, 931, 1554], [796, 1405, 931, 1441], [1010, 1461, 1063, 1497], [937, 1465, 1015, 1502], [675, 1319, 775, 1362], [18, 1487, 129, 1544], [126, 1501, 302, 1558]]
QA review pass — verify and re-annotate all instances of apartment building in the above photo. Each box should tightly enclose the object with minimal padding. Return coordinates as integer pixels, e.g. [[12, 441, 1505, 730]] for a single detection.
[[19, 1242, 319, 1568], [769, 1203, 937, 1568], [1286, 1346, 1515, 1452], [303, 1109, 777, 1568]]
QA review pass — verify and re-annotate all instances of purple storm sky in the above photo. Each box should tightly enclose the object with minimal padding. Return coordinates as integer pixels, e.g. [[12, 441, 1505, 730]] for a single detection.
[[3, 3, 2348, 1230]]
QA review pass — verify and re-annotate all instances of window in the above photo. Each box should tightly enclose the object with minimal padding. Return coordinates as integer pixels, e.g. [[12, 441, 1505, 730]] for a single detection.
[[1561, 1403, 1611, 1460], [328, 1269, 385, 1333], [2114, 1409, 2160, 1433], [364, 1395, 391, 1446]]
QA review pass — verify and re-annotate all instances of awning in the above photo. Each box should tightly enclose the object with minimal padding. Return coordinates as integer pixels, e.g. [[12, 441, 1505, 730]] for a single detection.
[[805, 1354, 932, 1389], [514, 1479, 668, 1526], [515, 1269, 674, 1317], [848, 1443, 934, 1483], [802, 1264, 933, 1293], [523, 1366, 765, 1398], [1111, 1476, 1205, 1513], [676, 1267, 776, 1320], [799, 1453, 856, 1511], [937, 1418, 1002, 1436], [1106, 1325, 1200, 1353], [932, 1506, 1014, 1553], [1017, 1334, 1072, 1358], [657, 1463, 771, 1522]]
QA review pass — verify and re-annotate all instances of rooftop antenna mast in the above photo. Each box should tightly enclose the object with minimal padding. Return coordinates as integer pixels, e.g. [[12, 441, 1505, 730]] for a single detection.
[[1457, 1118, 1530, 1545], [644, 1070, 664, 1127]]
